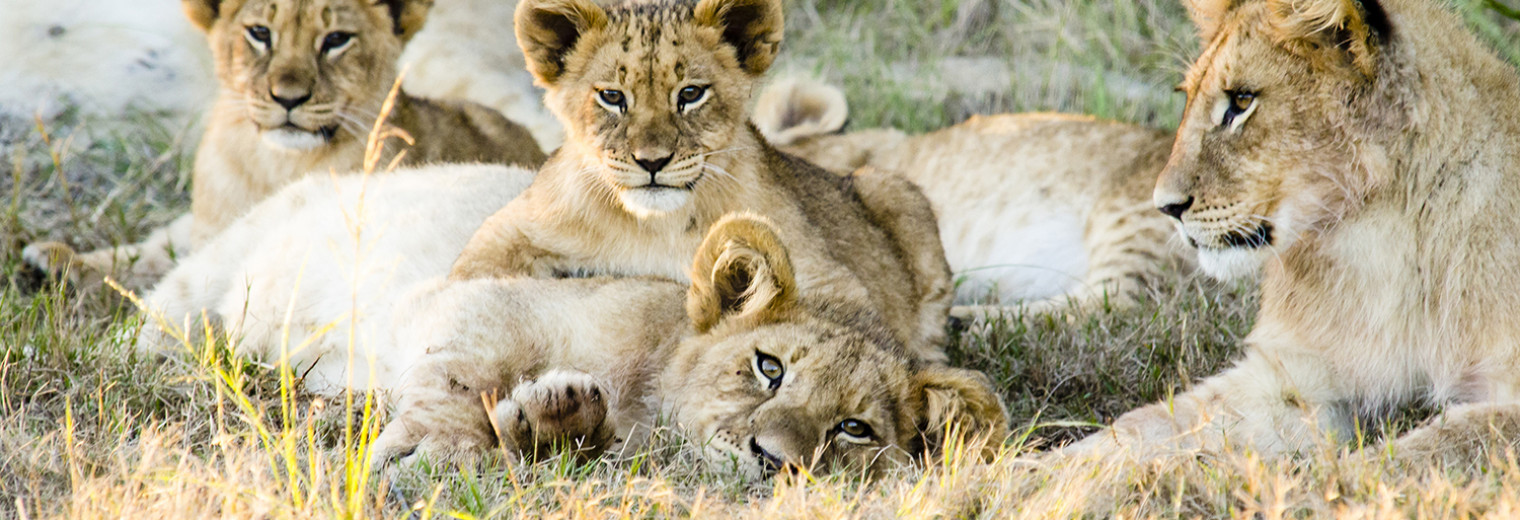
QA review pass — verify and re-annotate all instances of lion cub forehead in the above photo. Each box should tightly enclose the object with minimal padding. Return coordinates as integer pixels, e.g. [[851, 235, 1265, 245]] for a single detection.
[[1180, 4, 1275, 93], [590, 3, 725, 81], [238, 0, 371, 27]]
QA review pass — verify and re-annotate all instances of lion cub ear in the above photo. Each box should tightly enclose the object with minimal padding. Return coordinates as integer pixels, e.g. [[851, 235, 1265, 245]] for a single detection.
[[751, 78, 849, 147], [1267, 0, 1391, 77], [1180, 0, 1234, 41], [912, 365, 1009, 458], [375, 0, 432, 42], [182, 0, 231, 32], [515, 0, 608, 86], [693, 0, 785, 76], [687, 213, 798, 333]]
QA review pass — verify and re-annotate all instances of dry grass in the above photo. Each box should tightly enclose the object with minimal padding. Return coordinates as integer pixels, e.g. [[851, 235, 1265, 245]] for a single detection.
[[3, 0, 1520, 518]]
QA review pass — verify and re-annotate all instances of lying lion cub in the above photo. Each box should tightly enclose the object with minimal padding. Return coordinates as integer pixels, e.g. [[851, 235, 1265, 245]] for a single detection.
[[752, 79, 1194, 317], [135, 169, 1007, 477], [1068, 0, 1520, 460], [374, 214, 1009, 477], [24, 0, 546, 291], [449, 0, 954, 360], [139, 164, 537, 394]]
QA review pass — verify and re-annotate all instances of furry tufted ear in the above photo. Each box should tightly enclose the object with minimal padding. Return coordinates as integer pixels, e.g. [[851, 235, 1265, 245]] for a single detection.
[[182, 0, 233, 32], [515, 0, 608, 86], [687, 214, 798, 333], [751, 78, 849, 147], [693, 0, 785, 76], [376, 0, 432, 41], [1182, 0, 1235, 41], [1267, 0, 1391, 77], [913, 365, 1010, 458]]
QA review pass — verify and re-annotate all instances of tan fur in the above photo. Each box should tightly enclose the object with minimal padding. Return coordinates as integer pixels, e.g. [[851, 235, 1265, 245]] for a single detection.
[[753, 78, 1193, 316], [22, 0, 546, 292], [373, 215, 1009, 476], [448, 0, 954, 360], [1068, 0, 1520, 458], [137, 173, 1005, 475]]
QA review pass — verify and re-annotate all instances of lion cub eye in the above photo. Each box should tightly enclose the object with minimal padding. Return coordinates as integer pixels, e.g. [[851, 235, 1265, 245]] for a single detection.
[[754, 351, 784, 390], [1220, 89, 1258, 130], [321, 32, 356, 55], [597, 89, 628, 113], [836, 419, 874, 441], [676, 85, 709, 112], [245, 25, 272, 48]]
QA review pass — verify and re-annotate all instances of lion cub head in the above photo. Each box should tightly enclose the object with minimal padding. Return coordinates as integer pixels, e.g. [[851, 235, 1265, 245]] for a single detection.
[[662, 214, 1009, 478], [182, 0, 429, 151], [514, 0, 782, 218], [1154, 0, 1395, 280]]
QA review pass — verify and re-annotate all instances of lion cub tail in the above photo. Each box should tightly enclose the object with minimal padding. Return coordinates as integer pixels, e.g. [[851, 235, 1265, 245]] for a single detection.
[[751, 77, 849, 147], [687, 213, 799, 333]]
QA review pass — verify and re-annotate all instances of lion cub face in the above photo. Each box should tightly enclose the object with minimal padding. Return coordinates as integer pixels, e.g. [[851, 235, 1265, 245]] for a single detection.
[[1154, 0, 1392, 280], [182, 0, 429, 151], [514, 0, 783, 218], [662, 215, 1008, 478]]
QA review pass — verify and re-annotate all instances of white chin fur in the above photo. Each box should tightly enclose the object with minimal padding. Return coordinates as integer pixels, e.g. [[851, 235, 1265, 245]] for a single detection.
[[618, 188, 692, 219], [261, 128, 327, 151], [1196, 248, 1266, 281]]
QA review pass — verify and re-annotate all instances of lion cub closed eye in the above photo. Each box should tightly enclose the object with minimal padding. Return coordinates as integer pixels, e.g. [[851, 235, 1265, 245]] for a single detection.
[[447, 0, 955, 361], [22, 0, 545, 293]]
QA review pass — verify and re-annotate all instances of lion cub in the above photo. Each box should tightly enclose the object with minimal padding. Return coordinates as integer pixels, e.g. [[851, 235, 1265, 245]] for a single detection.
[[376, 214, 1008, 477], [449, 0, 954, 360], [23, 0, 546, 291], [753, 78, 1195, 318]]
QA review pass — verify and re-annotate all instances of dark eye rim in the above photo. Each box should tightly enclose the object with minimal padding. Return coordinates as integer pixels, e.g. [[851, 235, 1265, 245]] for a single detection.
[[246, 25, 272, 44], [321, 31, 355, 52], [754, 351, 784, 389], [598, 89, 627, 108], [1221, 88, 1258, 128], [677, 85, 708, 106], [836, 419, 874, 440]]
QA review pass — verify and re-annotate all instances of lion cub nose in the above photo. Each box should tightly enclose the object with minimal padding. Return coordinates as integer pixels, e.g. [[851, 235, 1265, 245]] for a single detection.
[[748, 437, 784, 472], [1158, 195, 1194, 220], [270, 86, 312, 111], [634, 155, 674, 174]]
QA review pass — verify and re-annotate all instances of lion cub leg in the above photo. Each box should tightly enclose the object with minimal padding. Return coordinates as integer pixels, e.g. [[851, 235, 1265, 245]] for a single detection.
[[492, 370, 616, 461], [1067, 346, 1355, 459], [1373, 402, 1520, 470], [23, 214, 193, 293], [374, 345, 614, 468]]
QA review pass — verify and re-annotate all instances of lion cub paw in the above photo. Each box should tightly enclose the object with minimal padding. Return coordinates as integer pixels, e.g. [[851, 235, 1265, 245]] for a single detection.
[[493, 370, 615, 460], [20, 242, 87, 289]]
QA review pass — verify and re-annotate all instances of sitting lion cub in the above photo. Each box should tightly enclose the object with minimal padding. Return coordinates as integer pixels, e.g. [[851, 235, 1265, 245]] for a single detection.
[[752, 78, 1194, 317], [375, 214, 1009, 477], [24, 0, 546, 291], [1067, 0, 1520, 461], [449, 0, 954, 360]]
